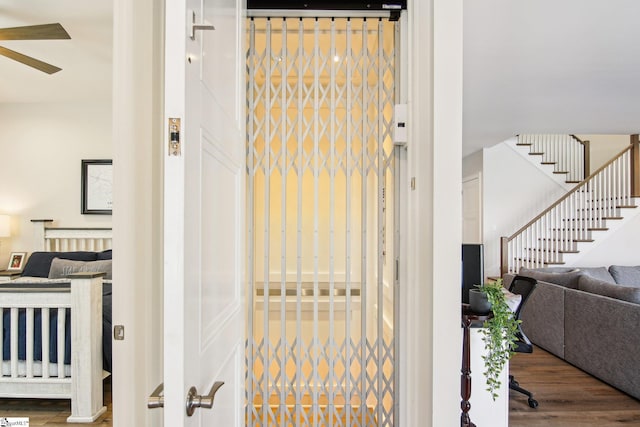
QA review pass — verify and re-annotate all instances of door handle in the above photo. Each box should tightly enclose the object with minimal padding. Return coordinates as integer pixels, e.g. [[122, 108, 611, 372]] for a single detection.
[[147, 383, 164, 409], [189, 10, 215, 40], [186, 381, 224, 416]]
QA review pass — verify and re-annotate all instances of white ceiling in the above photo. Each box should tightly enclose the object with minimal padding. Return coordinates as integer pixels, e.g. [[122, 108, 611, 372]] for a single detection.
[[463, 0, 640, 155], [2, 1, 639, 155], [0, 0, 112, 103]]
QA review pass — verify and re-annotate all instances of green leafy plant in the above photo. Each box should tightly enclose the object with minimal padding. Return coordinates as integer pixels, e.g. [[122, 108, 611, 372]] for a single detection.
[[475, 278, 520, 400]]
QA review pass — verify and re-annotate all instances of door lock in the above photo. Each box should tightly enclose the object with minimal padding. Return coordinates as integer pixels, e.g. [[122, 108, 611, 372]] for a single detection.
[[168, 118, 181, 156]]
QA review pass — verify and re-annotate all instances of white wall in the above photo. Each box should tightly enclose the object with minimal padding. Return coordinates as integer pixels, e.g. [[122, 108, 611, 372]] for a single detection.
[[462, 149, 482, 177], [0, 102, 112, 264], [481, 139, 567, 277], [575, 134, 630, 172], [569, 211, 640, 267]]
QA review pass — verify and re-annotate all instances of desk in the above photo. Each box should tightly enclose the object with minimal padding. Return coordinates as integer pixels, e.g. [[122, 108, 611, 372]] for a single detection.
[[461, 304, 509, 427]]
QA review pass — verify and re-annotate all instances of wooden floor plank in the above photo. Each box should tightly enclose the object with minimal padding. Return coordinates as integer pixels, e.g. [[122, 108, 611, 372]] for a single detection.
[[0, 378, 112, 426], [509, 346, 640, 427], [2, 348, 640, 426]]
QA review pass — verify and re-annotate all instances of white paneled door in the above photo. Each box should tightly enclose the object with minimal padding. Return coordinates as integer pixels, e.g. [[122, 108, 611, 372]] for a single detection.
[[163, 0, 245, 426], [462, 174, 482, 244]]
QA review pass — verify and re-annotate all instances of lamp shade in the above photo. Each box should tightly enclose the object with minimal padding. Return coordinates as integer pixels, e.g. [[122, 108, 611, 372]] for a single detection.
[[0, 215, 10, 237]]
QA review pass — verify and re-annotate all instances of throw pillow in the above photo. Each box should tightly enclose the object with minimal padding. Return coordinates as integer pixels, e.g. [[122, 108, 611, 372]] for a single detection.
[[608, 265, 640, 287], [574, 267, 616, 283], [578, 275, 640, 304], [22, 251, 99, 278], [48, 258, 112, 280], [518, 267, 581, 289], [502, 287, 522, 312]]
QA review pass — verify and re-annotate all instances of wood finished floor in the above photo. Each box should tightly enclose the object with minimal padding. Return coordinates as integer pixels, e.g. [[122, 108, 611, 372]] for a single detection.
[[2, 348, 640, 426], [0, 377, 111, 426], [509, 346, 640, 426]]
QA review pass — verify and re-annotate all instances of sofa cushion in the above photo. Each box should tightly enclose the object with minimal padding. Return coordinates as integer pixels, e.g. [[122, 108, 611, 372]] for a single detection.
[[578, 275, 640, 304], [48, 258, 112, 280], [21, 251, 99, 278], [608, 265, 640, 287], [564, 289, 640, 400], [520, 267, 575, 273], [519, 267, 582, 289], [575, 267, 616, 283], [519, 280, 566, 358]]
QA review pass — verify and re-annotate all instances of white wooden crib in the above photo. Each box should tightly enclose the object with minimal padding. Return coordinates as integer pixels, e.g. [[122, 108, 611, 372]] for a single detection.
[[0, 219, 112, 422]]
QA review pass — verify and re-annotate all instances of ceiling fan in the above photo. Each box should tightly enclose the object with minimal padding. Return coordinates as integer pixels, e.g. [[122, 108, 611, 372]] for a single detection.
[[0, 23, 70, 74]]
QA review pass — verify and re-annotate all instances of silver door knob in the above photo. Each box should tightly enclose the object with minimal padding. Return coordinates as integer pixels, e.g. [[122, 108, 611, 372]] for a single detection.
[[186, 381, 224, 416], [147, 383, 164, 409]]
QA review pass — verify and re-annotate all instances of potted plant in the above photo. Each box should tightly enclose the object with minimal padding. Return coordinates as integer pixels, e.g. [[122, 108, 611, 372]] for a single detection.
[[473, 279, 520, 400]]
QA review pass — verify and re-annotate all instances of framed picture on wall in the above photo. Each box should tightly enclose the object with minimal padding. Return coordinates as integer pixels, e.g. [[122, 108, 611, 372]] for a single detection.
[[7, 252, 27, 271], [81, 159, 113, 215]]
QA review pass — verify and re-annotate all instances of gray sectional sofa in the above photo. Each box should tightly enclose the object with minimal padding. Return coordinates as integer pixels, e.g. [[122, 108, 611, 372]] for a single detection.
[[503, 265, 640, 400]]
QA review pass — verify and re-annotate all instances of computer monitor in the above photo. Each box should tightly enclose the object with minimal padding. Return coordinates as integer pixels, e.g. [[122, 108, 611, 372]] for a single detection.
[[461, 243, 484, 304]]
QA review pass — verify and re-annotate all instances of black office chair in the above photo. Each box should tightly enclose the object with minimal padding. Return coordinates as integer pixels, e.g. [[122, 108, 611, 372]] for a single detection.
[[508, 274, 539, 409]]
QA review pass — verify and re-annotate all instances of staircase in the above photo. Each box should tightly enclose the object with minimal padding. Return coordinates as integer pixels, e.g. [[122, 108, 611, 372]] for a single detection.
[[501, 136, 640, 275], [516, 134, 589, 184]]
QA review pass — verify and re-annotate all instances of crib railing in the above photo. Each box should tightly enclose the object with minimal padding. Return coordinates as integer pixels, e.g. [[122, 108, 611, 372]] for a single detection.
[[31, 219, 113, 252], [0, 274, 106, 422], [1, 286, 71, 382]]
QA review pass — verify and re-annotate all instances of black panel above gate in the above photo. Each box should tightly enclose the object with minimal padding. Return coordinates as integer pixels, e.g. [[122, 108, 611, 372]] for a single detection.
[[247, 0, 407, 10]]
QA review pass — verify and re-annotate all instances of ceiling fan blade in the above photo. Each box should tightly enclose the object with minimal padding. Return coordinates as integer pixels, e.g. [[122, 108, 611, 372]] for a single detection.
[[0, 23, 70, 41], [0, 46, 61, 74]]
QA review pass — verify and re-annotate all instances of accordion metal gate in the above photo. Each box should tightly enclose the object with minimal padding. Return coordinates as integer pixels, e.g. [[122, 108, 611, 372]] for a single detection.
[[247, 16, 397, 426]]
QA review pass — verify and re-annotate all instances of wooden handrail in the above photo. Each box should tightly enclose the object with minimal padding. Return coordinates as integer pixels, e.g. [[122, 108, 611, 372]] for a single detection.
[[500, 143, 634, 276], [504, 144, 631, 241]]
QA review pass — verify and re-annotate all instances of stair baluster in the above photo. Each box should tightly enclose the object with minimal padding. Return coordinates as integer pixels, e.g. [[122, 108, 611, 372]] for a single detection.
[[501, 138, 639, 276]]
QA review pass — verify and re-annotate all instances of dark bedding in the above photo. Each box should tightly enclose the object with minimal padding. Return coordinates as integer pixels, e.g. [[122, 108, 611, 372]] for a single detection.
[[1, 281, 112, 373]]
